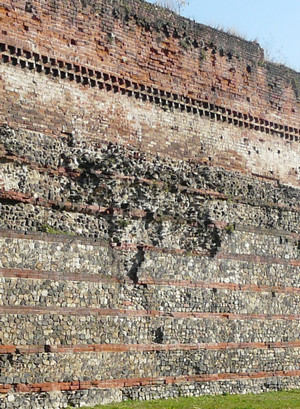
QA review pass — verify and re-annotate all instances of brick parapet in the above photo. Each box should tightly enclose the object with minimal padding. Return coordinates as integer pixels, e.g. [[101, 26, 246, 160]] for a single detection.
[[0, 0, 299, 119]]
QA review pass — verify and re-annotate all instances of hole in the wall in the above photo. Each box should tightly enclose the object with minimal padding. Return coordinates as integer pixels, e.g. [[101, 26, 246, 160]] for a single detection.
[[173, 29, 180, 39], [71, 39, 77, 45], [44, 345, 51, 353], [154, 327, 164, 344], [8, 45, 16, 54], [246, 65, 252, 74], [25, 1, 33, 13]]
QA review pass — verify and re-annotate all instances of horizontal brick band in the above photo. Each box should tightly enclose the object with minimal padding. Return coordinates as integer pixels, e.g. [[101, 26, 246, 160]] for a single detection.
[[1, 370, 300, 394], [0, 228, 109, 247], [0, 305, 299, 321], [1, 42, 299, 143], [138, 277, 300, 294], [0, 268, 122, 284], [1, 268, 299, 295], [215, 252, 300, 267], [1, 341, 300, 355]]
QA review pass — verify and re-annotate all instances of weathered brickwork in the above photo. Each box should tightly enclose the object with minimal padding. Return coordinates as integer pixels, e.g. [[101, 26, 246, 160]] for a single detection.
[[0, 0, 299, 408]]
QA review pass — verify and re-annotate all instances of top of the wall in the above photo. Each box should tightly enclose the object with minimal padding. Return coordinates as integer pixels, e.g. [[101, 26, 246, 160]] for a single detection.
[[92, 0, 264, 60], [95, 0, 299, 75], [78, 0, 300, 101]]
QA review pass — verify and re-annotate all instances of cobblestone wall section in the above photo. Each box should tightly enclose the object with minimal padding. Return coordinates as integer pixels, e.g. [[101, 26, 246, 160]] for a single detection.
[[0, 128, 299, 407], [2, 312, 300, 346], [2, 348, 300, 384]]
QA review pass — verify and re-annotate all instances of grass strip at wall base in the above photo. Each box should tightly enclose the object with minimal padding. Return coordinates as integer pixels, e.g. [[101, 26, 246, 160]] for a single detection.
[[75, 390, 300, 409]]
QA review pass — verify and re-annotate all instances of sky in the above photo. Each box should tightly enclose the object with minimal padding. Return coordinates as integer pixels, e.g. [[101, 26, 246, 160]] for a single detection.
[[146, 0, 300, 72]]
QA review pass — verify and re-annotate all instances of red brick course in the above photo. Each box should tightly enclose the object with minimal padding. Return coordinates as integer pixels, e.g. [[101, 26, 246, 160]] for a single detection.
[[1, 370, 300, 394], [1, 267, 300, 295], [0, 305, 299, 321], [1, 341, 300, 355]]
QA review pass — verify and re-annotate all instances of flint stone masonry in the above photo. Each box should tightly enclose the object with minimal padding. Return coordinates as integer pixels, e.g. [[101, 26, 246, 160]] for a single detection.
[[2, 348, 300, 384], [2, 313, 300, 346], [0, 0, 299, 407]]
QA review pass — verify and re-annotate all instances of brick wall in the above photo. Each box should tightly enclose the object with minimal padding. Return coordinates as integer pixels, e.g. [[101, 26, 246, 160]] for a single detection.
[[0, 0, 299, 185], [0, 1, 299, 408]]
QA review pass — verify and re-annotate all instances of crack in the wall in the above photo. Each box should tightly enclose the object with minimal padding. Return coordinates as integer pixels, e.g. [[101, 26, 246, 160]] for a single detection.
[[127, 245, 145, 284]]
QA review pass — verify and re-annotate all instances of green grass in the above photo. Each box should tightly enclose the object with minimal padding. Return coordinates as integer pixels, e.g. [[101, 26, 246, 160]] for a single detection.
[[76, 390, 300, 409]]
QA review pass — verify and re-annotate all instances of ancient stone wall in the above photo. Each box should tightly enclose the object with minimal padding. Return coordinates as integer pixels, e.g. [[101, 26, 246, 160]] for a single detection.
[[0, 0, 299, 408]]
